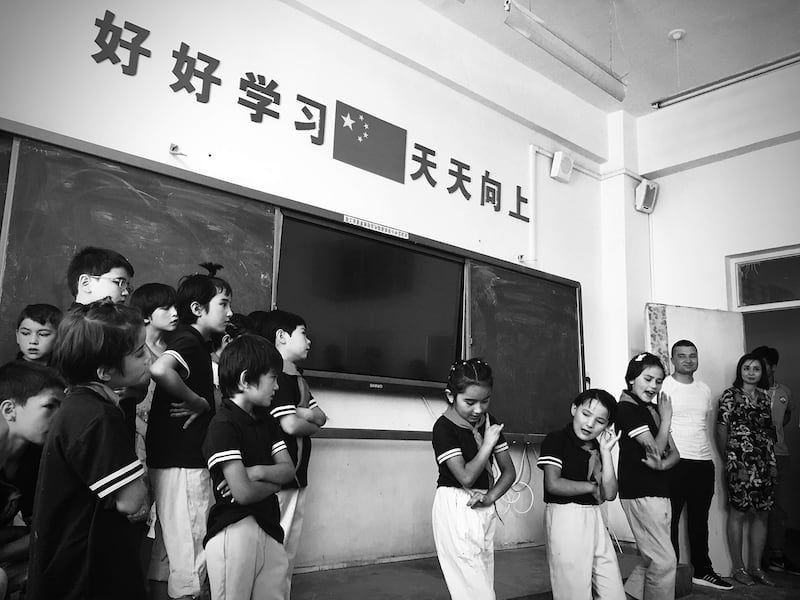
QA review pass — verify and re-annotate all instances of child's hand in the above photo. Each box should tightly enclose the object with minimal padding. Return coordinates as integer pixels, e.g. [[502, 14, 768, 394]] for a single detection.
[[598, 429, 621, 453], [127, 502, 150, 522], [640, 450, 663, 471], [657, 392, 672, 423], [590, 481, 603, 504], [169, 395, 210, 429], [217, 479, 233, 503], [483, 423, 504, 447], [467, 491, 487, 508]]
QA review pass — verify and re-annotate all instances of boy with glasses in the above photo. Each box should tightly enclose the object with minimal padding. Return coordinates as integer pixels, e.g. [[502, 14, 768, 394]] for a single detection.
[[66, 246, 135, 307]]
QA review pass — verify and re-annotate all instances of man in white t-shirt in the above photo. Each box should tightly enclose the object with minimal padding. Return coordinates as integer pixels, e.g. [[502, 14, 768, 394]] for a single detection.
[[664, 340, 732, 591]]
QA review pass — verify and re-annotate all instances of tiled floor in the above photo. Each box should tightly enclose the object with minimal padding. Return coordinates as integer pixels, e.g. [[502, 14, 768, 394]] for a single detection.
[[292, 542, 800, 600]]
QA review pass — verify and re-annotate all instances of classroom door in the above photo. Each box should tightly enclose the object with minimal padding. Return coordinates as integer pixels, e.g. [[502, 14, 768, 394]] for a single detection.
[[645, 302, 746, 576]]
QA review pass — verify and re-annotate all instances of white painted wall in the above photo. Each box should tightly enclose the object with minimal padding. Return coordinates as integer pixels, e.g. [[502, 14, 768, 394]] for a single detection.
[[0, 0, 619, 569], [637, 62, 800, 177], [649, 139, 800, 311]]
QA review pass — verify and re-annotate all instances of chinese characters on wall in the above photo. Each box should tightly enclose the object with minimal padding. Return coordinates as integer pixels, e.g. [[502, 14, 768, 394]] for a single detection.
[[92, 9, 529, 223]]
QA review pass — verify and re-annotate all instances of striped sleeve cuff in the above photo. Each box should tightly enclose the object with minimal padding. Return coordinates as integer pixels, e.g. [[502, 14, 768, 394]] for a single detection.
[[272, 440, 288, 456], [163, 350, 190, 379], [207, 449, 243, 470], [436, 448, 462, 464], [270, 405, 297, 419], [493, 442, 509, 454], [628, 425, 650, 439], [537, 455, 562, 469], [90, 460, 144, 499], [308, 399, 319, 410]]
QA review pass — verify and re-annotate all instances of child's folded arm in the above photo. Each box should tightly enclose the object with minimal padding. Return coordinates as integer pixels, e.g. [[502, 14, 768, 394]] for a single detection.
[[245, 450, 295, 486], [296, 406, 327, 427], [151, 353, 209, 414], [278, 413, 320, 437], [219, 461, 280, 505], [113, 477, 148, 519], [542, 464, 596, 497]]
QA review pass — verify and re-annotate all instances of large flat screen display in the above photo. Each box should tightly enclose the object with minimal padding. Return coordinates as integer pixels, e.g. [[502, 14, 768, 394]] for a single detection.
[[276, 216, 464, 389]]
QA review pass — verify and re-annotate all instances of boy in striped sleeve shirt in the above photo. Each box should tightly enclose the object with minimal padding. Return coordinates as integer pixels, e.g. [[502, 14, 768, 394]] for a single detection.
[[537, 389, 625, 600], [202, 334, 294, 600], [28, 301, 151, 600]]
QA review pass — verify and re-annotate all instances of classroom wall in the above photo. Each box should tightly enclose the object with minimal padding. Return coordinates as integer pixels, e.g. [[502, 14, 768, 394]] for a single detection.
[[0, 0, 624, 569], [649, 139, 800, 311], [637, 74, 800, 574]]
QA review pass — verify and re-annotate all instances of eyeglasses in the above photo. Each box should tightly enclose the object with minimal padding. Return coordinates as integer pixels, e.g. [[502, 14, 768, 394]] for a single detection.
[[91, 276, 133, 291]]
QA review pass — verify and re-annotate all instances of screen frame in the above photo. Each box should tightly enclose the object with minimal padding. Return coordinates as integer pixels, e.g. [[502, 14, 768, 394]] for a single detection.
[[273, 209, 465, 392]]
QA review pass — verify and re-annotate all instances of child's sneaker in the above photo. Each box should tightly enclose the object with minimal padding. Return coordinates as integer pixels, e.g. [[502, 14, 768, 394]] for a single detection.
[[769, 555, 800, 575], [692, 572, 733, 590]]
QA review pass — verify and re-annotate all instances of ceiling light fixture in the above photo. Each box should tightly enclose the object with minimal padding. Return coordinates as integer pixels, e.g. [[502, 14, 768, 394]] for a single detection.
[[503, 0, 626, 101], [652, 50, 800, 110]]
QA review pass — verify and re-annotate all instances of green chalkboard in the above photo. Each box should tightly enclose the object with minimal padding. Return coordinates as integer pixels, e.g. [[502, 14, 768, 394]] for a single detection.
[[468, 261, 584, 437], [0, 138, 275, 360]]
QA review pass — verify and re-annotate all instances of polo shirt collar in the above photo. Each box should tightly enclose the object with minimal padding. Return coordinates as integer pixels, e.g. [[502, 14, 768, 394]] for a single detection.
[[620, 389, 648, 408], [221, 397, 269, 422], [76, 381, 121, 406], [563, 423, 599, 452]]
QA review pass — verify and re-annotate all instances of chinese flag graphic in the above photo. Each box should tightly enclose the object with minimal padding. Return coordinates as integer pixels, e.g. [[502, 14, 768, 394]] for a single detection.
[[332, 101, 407, 184]]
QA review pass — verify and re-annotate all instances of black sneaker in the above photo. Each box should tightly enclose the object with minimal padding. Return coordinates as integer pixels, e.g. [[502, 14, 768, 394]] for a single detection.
[[692, 572, 734, 590], [769, 556, 800, 575]]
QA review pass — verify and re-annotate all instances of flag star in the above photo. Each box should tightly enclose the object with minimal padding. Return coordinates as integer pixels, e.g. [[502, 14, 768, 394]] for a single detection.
[[364, 123, 369, 130], [341, 112, 355, 130], [359, 114, 364, 121], [363, 132, 369, 139], [357, 136, 363, 142]]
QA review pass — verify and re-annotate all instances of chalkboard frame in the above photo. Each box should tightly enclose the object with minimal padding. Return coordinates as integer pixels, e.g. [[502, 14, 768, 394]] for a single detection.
[[465, 259, 585, 439], [0, 118, 585, 443]]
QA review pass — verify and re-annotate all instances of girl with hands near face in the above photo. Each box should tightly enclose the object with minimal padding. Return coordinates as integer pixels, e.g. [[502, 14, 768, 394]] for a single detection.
[[431, 359, 515, 600], [616, 352, 679, 600]]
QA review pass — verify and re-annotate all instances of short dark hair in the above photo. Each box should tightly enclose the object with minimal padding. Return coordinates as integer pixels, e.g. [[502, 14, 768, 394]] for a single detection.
[[572, 388, 617, 425], [249, 309, 305, 345], [751, 345, 779, 367], [446, 358, 493, 397], [218, 334, 283, 399], [624, 352, 665, 390], [210, 313, 255, 353], [733, 353, 770, 389], [16, 304, 63, 329], [176, 265, 232, 325], [66, 246, 134, 297], [53, 300, 144, 385], [129, 283, 177, 319], [0, 361, 65, 407], [670, 339, 697, 357]]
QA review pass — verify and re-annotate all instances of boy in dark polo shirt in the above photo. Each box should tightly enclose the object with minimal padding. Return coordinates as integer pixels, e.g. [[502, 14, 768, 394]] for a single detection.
[[203, 334, 294, 600], [27, 301, 150, 600], [251, 309, 327, 599], [538, 389, 624, 600]]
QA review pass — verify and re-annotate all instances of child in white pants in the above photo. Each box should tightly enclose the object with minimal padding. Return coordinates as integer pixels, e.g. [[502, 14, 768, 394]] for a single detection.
[[538, 389, 625, 600]]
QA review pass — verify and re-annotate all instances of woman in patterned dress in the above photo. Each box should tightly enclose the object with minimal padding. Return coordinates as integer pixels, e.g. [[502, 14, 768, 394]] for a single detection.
[[716, 353, 777, 586]]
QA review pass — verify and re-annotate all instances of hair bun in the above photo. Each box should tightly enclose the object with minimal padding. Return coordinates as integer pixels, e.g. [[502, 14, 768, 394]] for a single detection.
[[199, 262, 224, 277]]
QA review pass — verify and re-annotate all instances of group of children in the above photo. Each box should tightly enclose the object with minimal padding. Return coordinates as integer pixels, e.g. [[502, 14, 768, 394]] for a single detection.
[[0, 246, 326, 600], [434, 352, 685, 600], [4, 244, 788, 600]]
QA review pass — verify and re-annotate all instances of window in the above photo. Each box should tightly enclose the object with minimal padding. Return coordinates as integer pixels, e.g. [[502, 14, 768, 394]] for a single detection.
[[727, 246, 800, 311]]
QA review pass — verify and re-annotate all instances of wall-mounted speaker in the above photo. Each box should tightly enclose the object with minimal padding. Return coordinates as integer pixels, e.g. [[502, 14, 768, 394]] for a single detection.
[[635, 179, 659, 213], [549, 151, 573, 183]]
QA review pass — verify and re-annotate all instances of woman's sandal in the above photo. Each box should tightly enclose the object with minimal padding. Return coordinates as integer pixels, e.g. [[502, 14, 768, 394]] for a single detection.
[[732, 568, 755, 586], [750, 568, 777, 587]]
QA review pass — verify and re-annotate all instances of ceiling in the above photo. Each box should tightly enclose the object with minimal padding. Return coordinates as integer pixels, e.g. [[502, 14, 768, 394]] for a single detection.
[[419, 0, 800, 116]]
